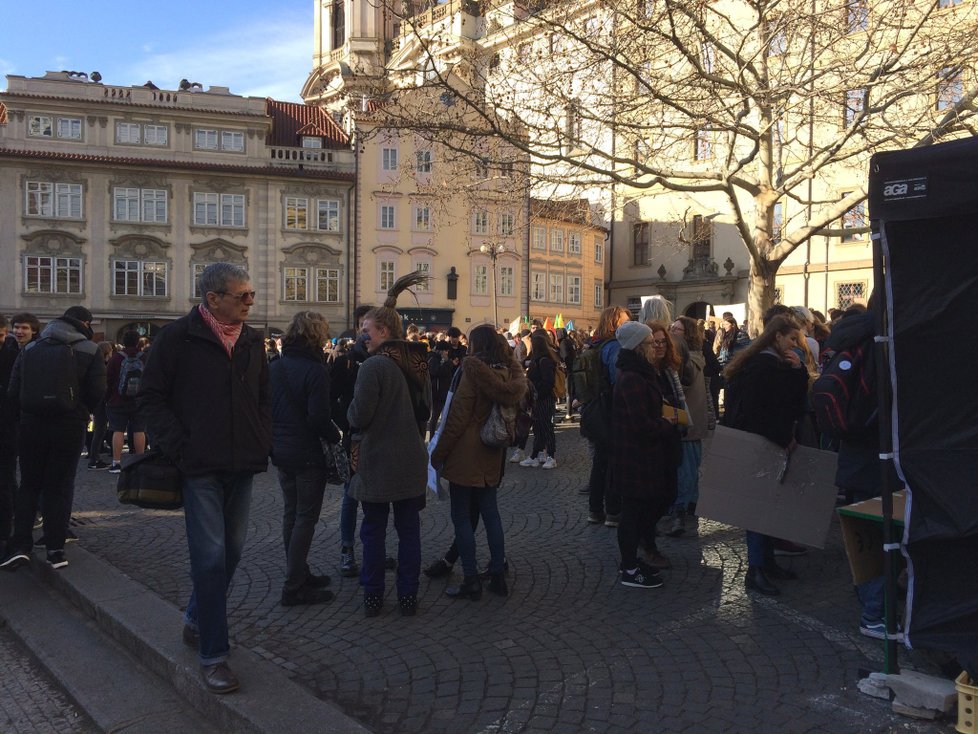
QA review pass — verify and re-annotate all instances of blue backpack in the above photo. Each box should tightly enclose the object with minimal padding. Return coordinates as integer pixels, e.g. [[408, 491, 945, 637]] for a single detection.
[[117, 353, 144, 399]]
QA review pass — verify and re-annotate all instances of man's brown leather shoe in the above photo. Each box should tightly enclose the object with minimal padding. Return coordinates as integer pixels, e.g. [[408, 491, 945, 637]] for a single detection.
[[201, 662, 240, 694]]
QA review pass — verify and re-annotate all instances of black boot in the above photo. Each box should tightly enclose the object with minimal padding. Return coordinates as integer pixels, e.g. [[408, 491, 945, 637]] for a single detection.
[[745, 565, 780, 596], [665, 508, 686, 537], [487, 573, 508, 597], [445, 575, 482, 601]]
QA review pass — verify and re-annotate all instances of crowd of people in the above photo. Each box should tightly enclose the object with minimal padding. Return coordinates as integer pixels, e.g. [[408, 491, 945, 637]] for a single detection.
[[0, 262, 881, 694]]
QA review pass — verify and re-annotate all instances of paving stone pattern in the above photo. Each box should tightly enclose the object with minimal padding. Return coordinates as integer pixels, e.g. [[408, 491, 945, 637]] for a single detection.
[[70, 425, 949, 733], [0, 624, 98, 734]]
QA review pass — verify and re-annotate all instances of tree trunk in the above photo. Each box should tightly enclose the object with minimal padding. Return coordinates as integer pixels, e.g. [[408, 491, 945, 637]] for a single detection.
[[746, 257, 778, 337]]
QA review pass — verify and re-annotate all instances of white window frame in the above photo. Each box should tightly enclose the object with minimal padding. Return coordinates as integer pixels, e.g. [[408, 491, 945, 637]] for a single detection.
[[302, 136, 323, 149], [113, 187, 167, 223], [595, 235, 604, 263], [144, 124, 168, 146], [567, 275, 582, 305], [193, 192, 245, 227], [549, 273, 564, 303], [284, 266, 342, 303], [694, 128, 713, 160], [379, 260, 396, 291], [56, 117, 82, 140], [316, 267, 341, 302], [24, 255, 82, 294], [550, 228, 565, 253], [284, 266, 309, 301], [568, 231, 582, 254], [499, 265, 514, 297], [844, 89, 864, 128], [25, 181, 82, 219], [473, 264, 489, 295], [194, 129, 219, 150], [414, 205, 432, 231], [937, 67, 964, 111], [221, 131, 245, 152], [113, 260, 168, 297], [116, 122, 142, 145], [317, 199, 340, 232], [413, 261, 431, 292], [415, 150, 432, 173], [841, 191, 866, 242], [380, 204, 396, 230], [382, 147, 399, 171], [532, 226, 546, 250], [473, 210, 489, 235], [499, 212, 515, 236], [531, 271, 546, 302], [286, 197, 309, 230], [594, 280, 603, 308], [28, 115, 53, 138]]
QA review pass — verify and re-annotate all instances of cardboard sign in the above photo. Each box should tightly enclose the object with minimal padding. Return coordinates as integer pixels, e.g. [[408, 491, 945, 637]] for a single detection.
[[698, 426, 839, 549]]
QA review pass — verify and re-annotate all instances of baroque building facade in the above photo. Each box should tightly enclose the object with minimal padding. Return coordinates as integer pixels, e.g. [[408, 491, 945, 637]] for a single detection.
[[0, 71, 354, 340]]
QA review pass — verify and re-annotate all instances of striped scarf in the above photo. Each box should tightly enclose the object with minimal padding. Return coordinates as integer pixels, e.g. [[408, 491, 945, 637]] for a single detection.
[[198, 304, 242, 359]]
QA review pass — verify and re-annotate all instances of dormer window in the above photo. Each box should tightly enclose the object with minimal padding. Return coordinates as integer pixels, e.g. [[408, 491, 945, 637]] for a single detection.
[[302, 136, 324, 149]]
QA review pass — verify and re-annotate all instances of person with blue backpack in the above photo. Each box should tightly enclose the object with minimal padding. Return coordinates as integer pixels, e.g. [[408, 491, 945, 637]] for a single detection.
[[104, 330, 147, 473]]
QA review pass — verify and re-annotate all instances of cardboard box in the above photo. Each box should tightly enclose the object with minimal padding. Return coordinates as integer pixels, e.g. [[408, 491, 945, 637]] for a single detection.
[[837, 493, 906, 585], [698, 426, 839, 549]]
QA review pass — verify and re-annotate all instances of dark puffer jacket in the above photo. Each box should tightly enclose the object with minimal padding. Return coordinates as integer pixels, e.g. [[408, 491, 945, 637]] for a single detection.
[[270, 344, 340, 473], [137, 306, 271, 476], [611, 348, 678, 507]]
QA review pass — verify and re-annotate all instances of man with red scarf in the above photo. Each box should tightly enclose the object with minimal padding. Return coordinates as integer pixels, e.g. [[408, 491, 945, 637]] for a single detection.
[[138, 263, 271, 694]]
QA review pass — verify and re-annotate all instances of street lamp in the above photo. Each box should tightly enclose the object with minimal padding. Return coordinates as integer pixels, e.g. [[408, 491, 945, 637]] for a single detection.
[[480, 242, 505, 328]]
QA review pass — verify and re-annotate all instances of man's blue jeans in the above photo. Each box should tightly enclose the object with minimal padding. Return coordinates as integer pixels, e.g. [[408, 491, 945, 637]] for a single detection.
[[182, 471, 254, 665]]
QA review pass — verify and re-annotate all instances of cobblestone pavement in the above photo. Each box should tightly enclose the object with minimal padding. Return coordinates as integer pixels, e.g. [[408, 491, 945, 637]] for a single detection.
[[0, 623, 98, 734], [63, 424, 950, 733]]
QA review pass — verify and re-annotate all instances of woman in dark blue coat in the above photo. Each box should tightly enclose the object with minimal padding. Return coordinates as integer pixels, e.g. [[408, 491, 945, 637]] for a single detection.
[[270, 311, 339, 607]]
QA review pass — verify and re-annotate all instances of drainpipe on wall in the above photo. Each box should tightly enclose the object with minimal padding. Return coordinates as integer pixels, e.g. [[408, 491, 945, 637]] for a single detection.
[[349, 126, 360, 331]]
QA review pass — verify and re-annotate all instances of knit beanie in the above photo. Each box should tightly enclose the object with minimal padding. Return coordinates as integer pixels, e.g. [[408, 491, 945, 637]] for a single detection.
[[616, 321, 653, 351]]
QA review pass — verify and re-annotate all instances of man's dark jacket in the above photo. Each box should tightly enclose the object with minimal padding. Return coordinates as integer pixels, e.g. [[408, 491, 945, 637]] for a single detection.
[[137, 306, 271, 476]]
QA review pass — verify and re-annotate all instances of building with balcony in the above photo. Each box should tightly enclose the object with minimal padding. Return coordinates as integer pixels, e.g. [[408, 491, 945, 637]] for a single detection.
[[0, 71, 355, 341]]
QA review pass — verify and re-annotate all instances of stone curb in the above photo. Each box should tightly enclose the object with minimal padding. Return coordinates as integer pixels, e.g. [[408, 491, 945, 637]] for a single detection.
[[27, 544, 372, 733]]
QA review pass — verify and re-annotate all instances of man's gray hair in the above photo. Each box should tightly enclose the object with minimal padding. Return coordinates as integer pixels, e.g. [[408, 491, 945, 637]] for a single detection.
[[638, 295, 673, 325], [198, 263, 250, 303]]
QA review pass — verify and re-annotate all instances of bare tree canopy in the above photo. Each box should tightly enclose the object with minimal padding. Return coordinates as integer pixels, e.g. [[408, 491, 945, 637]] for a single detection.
[[311, 0, 978, 326]]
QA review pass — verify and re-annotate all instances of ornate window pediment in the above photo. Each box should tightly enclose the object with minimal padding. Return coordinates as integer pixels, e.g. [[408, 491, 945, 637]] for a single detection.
[[282, 242, 342, 266], [189, 238, 248, 265], [21, 229, 86, 256], [108, 234, 170, 260]]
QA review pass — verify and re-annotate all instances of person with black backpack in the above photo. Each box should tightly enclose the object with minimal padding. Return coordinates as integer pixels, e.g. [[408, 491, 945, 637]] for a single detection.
[[2, 306, 105, 572], [104, 330, 148, 473]]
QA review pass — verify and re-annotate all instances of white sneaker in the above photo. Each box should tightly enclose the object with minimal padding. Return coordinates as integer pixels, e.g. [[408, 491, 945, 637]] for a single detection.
[[541, 455, 557, 470], [508, 448, 525, 464], [519, 453, 541, 467]]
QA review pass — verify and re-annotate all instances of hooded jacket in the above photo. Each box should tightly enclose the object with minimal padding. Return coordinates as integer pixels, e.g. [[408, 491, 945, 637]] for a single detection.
[[431, 356, 528, 488], [8, 318, 104, 422]]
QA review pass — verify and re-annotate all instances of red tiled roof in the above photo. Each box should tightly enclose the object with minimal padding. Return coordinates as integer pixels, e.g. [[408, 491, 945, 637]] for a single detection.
[[530, 197, 596, 227], [265, 99, 349, 149], [0, 147, 354, 181]]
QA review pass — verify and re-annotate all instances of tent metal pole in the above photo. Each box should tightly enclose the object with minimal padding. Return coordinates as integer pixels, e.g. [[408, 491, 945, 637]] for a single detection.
[[872, 222, 899, 673]]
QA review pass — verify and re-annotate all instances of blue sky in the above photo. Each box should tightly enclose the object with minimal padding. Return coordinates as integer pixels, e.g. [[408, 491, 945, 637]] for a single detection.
[[0, 1, 315, 101]]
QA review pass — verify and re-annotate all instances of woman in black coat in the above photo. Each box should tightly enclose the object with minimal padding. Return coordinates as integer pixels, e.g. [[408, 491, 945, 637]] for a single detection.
[[722, 315, 809, 596], [270, 311, 339, 607], [611, 321, 680, 589]]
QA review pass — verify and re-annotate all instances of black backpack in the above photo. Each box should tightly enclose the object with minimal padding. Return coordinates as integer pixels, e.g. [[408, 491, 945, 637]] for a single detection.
[[812, 320, 878, 441], [19, 337, 81, 416], [572, 343, 610, 406]]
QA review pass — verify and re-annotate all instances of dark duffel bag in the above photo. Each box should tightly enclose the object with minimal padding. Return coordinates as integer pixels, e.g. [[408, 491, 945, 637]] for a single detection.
[[117, 449, 183, 510]]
